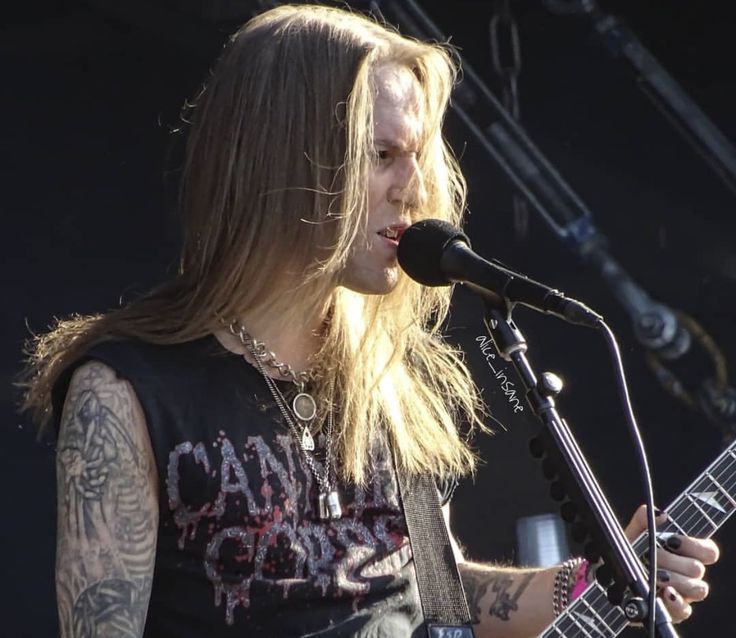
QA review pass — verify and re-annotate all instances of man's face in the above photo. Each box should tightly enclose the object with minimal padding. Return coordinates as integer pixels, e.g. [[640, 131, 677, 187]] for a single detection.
[[340, 64, 425, 295]]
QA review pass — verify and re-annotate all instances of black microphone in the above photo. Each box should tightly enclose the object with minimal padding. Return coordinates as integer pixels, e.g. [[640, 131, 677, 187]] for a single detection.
[[397, 219, 603, 328]]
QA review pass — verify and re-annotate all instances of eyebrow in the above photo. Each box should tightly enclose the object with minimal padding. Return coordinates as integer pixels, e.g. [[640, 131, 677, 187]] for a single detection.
[[374, 138, 417, 153]]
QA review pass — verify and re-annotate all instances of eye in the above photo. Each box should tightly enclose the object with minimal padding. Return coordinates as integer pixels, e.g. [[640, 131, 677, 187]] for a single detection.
[[375, 149, 393, 165]]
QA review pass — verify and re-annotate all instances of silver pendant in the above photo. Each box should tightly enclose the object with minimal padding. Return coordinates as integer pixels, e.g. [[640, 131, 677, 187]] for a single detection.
[[300, 427, 315, 452], [326, 490, 342, 519], [317, 491, 342, 520], [293, 392, 317, 421], [317, 492, 329, 520]]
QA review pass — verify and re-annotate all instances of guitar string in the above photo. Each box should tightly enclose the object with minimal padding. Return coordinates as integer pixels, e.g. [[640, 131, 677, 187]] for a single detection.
[[664, 450, 736, 537]]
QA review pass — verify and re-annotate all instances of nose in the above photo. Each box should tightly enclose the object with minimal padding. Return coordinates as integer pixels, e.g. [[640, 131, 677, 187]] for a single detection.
[[388, 155, 426, 213]]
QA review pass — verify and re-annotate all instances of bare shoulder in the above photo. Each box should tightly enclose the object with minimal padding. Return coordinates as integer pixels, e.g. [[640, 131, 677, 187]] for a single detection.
[[61, 360, 156, 476], [63, 360, 146, 430], [56, 359, 158, 637], [63, 360, 140, 422]]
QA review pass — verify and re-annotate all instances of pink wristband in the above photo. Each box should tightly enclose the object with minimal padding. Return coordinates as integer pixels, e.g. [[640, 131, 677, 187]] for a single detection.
[[570, 559, 589, 601]]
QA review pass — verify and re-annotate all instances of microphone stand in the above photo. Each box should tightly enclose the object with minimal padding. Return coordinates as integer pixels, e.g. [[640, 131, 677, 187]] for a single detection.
[[479, 290, 678, 638]]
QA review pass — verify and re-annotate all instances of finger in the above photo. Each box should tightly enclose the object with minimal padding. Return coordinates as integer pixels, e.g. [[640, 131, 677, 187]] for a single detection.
[[659, 585, 693, 624], [658, 533, 720, 565], [656, 569, 710, 603], [656, 547, 706, 579], [625, 504, 668, 541]]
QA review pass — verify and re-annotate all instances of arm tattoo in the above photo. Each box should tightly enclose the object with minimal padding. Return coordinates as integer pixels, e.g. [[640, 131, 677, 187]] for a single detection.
[[56, 362, 157, 637], [460, 565, 534, 623]]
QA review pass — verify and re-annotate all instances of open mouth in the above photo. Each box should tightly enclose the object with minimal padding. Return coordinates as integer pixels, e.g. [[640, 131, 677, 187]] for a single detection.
[[378, 226, 407, 242]]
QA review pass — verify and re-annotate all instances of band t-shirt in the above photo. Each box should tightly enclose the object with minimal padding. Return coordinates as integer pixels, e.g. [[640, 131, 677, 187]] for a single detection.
[[54, 336, 426, 637]]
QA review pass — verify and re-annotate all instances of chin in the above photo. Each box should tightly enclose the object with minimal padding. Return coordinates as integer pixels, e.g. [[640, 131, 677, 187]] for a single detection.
[[341, 269, 399, 295]]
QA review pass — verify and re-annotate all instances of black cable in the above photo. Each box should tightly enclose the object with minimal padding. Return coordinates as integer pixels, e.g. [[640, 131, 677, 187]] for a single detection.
[[598, 320, 658, 638]]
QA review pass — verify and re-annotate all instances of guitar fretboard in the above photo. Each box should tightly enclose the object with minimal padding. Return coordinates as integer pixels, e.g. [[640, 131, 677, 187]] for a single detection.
[[542, 440, 736, 638]]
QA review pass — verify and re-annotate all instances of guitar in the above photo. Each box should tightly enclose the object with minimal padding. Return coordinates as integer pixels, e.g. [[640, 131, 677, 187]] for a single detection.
[[542, 439, 736, 637]]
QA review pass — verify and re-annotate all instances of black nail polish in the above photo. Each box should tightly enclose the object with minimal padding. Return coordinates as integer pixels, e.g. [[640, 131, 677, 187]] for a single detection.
[[657, 569, 671, 582], [669, 591, 677, 602], [666, 536, 682, 551]]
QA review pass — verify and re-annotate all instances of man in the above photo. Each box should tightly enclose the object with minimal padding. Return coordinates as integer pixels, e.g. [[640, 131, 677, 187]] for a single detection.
[[22, 4, 718, 637]]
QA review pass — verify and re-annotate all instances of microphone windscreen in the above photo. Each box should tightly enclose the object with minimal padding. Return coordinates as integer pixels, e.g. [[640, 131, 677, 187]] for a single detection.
[[397, 219, 470, 286]]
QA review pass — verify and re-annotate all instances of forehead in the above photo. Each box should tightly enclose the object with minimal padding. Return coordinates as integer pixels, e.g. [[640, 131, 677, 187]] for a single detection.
[[372, 65, 424, 145]]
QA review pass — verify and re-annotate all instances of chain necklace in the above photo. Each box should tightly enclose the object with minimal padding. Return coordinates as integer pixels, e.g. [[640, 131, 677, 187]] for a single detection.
[[227, 320, 319, 423], [227, 320, 342, 520]]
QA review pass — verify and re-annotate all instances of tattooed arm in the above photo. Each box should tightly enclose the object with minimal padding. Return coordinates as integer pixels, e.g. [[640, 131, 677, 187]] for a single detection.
[[443, 504, 557, 638], [56, 361, 159, 637], [458, 561, 556, 638]]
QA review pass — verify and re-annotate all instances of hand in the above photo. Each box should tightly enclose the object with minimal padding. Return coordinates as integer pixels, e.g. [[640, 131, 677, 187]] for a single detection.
[[624, 504, 720, 622]]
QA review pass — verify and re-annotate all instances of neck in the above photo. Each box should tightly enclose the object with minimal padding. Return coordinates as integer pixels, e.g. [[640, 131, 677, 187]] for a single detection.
[[216, 306, 329, 378]]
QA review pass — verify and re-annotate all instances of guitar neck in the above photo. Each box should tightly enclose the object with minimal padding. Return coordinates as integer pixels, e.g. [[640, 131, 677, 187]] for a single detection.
[[543, 439, 736, 638]]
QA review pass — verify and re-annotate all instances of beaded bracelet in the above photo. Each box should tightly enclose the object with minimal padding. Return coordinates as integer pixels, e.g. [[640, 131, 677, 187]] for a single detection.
[[553, 557, 586, 617]]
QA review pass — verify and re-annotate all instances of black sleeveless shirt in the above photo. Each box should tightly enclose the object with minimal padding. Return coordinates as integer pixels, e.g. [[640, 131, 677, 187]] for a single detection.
[[54, 336, 425, 637]]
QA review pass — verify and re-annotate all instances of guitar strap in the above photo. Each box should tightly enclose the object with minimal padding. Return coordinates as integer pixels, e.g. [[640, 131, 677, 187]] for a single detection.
[[395, 468, 476, 638]]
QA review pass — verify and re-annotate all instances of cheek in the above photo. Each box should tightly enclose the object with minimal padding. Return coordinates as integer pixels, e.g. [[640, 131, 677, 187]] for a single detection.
[[366, 172, 388, 216]]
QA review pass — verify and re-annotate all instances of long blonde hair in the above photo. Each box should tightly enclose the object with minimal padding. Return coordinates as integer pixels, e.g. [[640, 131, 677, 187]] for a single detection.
[[20, 4, 485, 484]]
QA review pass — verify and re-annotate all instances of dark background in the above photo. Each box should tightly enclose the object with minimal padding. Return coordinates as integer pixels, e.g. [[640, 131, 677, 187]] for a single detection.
[[3, 1, 736, 636]]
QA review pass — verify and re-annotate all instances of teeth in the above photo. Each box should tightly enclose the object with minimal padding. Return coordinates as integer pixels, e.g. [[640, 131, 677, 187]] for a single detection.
[[383, 228, 399, 239]]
